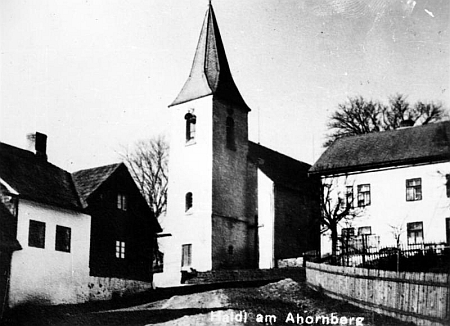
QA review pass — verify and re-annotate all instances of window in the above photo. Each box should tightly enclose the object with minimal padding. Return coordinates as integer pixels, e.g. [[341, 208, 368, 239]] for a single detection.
[[55, 225, 71, 252], [357, 184, 371, 207], [345, 186, 354, 208], [116, 241, 125, 259], [407, 222, 423, 245], [28, 220, 45, 248], [358, 226, 372, 236], [406, 178, 422, 201], [185, 112, 196, 142], [341, 227, 355, 238], [446, 175, 450, 198], [117, 193, 127, 211], [0, 186, 18, 217], [228, 245, 234, 255], [185, 192, 193, 212], [226, 117, 235, 150], [446, 218, 450, 245], [181, 244, 192, 267]]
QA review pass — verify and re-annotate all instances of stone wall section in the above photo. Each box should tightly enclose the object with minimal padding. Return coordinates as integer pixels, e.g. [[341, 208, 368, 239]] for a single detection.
[[88, 276, 154, 301], [186, 267, 305, 284]]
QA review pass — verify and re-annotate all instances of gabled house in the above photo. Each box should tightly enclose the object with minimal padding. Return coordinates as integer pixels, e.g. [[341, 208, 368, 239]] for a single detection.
[[0, 133, 91, 308], [73, 163, 161, 283], [309, 121, 450, 256], [155, 3, 320, 286]]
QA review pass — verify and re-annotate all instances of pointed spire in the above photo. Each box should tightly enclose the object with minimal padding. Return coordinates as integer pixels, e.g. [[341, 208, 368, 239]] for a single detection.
[[170, 4, 250, 111]]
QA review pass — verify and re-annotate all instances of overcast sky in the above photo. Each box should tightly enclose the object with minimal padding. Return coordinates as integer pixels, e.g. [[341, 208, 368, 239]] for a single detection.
[[1, 0, 449, 172]]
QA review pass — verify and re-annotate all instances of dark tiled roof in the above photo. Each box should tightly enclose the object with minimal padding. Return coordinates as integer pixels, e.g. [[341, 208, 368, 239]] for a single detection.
[[0, 142, 82, 211], [170, 4, 249, 111], [72, 163, 122, 207], [0, 203, 21, 251], [248, 141, 311, 190], [310, 121, 450, 175]]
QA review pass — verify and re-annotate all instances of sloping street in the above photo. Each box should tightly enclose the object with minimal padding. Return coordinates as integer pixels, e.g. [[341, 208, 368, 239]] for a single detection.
[[3, 278, 412, 326]]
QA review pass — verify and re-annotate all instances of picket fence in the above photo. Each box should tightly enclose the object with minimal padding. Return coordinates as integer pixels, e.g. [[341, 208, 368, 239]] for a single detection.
[[306, 262, 450, 326]]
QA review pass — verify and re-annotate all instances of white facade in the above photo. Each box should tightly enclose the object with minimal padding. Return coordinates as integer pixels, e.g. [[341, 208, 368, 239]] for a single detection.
[[154, 96, 214, 287], [257, 169, 275, 269], [321, 161, 450, 256], [9, 199, 91, 307]]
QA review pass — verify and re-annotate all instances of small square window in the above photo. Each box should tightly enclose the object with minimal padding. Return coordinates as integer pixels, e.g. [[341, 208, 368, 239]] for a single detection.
[[29, 220, 45, 248], [117, 194, 127, 211], [406, 178, 422, 201], [55, 225, 71, 253], [116, 241, 125, 259]]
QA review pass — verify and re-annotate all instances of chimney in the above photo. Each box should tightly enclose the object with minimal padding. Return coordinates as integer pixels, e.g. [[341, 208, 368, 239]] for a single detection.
[[26, 132, 47, 161]]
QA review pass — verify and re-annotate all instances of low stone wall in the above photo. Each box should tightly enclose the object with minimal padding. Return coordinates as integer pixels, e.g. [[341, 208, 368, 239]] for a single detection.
[[277, 257, 304, 268], [88, 276, 154, 301], [185, 267, 305, 284], [306, 262, 450, 326]]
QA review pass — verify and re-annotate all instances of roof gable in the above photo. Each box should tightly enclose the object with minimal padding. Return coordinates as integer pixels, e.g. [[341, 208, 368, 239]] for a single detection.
[[0, 142, 82, 211], [72, 163, 122, 207], [248, 141, 311, 190], [310, 121, 450, 175]]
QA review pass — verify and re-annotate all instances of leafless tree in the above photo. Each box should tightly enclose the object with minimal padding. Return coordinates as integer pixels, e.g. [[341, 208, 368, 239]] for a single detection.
[[120, 135, 169, 220], [325, 94, 447, 147], [320, 177, 361, 264]]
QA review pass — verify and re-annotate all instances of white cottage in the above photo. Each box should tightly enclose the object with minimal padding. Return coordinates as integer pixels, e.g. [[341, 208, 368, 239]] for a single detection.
[[310, 121, 450, 256], [0, 133, 91, 308]]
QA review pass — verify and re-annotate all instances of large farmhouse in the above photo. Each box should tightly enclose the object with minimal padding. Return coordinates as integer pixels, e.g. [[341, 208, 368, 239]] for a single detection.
[[155, 4, 320, 286], [310, 121, 450, 257]]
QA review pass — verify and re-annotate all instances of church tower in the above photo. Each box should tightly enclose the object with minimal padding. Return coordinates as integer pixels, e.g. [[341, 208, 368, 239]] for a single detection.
[[159, 3, 257, 285]]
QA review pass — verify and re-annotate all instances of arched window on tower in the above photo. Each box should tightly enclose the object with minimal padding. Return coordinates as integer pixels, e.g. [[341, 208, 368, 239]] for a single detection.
[[185, 113, 196, 143], [185, 192, 193, 213], [226, 116, 235, 150]]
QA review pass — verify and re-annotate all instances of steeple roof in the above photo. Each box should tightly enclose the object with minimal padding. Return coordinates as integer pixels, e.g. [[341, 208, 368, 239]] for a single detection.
[[170, 4, 250, 111]]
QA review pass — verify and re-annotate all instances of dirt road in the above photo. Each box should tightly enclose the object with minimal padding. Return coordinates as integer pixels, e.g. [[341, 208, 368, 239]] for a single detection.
[[3, 279, 412, 326]]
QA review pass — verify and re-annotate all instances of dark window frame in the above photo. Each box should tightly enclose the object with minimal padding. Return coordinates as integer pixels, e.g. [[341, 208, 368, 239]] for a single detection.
[[357, 184, 371, 207], [185, 192, 193, 213], [181, 244, 192, 267], [28, 220, 46, 249], [446, 175, 450, 198], [345, 186, 354, 208], [406, 178, 422, 201], [407, 222, 424, 245], [185, 113, 196, 143], [55, 225, 71, 253]]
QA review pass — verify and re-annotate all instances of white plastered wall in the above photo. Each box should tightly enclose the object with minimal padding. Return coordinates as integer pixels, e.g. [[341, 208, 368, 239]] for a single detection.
[[320, 162, 450, 256], [154, 96, 213, 287], [257, 169, 275, 269], [9, 199, 91, 307]]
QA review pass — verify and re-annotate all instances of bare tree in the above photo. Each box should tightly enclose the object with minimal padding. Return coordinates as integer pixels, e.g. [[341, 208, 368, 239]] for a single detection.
[[325, 94, 447, 146], [120, 135, 169, 220], [320, 177, 361, 264]]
